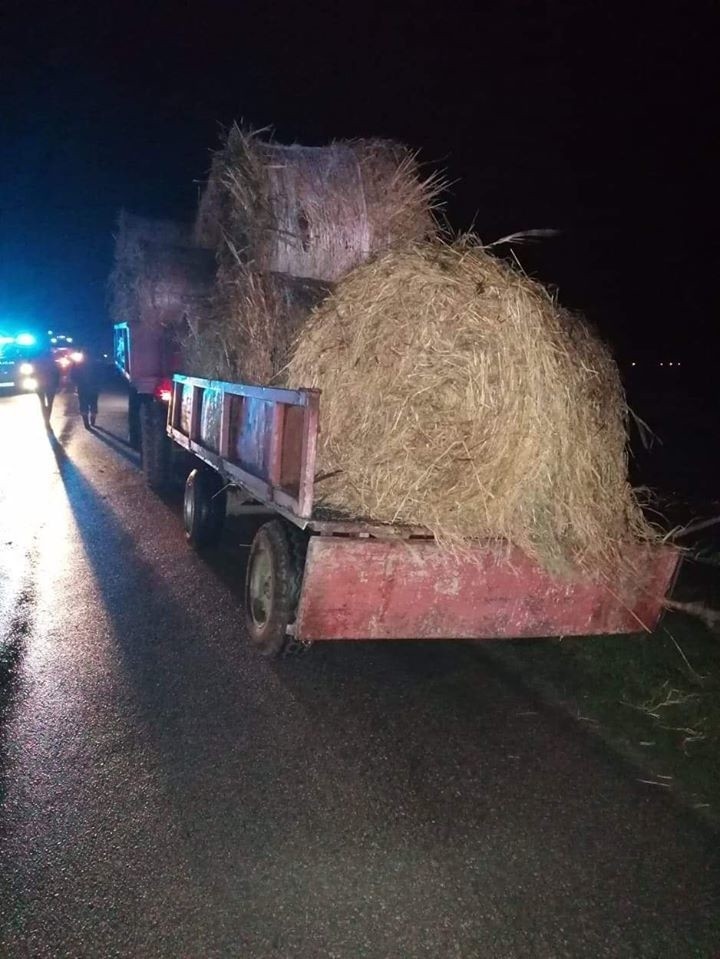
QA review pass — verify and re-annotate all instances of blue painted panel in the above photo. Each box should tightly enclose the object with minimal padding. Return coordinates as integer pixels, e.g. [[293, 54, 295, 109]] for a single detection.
[[234, 396, 273, 481]]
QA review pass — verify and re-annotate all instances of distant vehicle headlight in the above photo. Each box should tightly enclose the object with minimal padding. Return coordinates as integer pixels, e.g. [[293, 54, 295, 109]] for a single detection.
[[19, 362, 34, 375], [70, 351, 84, 363], [22, 376, 38, 392]]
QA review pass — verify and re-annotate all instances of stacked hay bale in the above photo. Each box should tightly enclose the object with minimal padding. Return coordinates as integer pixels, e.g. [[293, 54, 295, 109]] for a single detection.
[[286, 242, 652, 574], [191, 124, 441, 381], [189, 126, 649, 573], [200, 266, 333, 384], [109, 211, 214, 337]]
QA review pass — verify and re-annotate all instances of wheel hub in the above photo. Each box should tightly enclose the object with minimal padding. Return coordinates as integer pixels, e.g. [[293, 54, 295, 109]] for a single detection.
[[249, 543, 273, 628]]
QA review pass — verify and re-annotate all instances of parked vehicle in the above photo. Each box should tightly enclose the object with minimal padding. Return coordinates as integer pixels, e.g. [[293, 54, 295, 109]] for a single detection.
[[0, 341, 42, 395], [163, 374, 680, 656], [52, 345, 86, 381], [113, 321, 177, 487], [108, 211, 679, 655], [111, 215, 213, 487]]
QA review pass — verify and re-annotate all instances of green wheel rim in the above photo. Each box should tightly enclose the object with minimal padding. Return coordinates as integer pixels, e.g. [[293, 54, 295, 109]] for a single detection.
[[249, 542, 273, 628]]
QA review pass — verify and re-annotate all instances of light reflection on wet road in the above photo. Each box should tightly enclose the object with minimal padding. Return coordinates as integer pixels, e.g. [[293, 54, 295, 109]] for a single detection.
[[0, 386, 719, 958]]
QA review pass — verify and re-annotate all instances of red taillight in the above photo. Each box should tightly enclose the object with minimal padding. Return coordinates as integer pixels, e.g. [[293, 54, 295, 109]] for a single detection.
[[154, 378, 173, 403]]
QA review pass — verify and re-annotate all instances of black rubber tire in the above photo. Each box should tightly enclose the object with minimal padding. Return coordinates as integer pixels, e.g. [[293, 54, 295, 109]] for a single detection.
[[140, 400, 171, 490], [183, 468, 227, 548], [244, 520, 307, 657], [128, 388, 141, 450]]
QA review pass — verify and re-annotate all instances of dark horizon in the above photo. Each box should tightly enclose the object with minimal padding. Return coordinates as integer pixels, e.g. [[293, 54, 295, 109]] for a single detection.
[[1, 1, 717, 360]]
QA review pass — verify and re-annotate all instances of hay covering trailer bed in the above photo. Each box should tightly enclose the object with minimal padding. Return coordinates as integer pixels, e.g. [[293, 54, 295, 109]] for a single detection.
[[168, 374, 679, 656]]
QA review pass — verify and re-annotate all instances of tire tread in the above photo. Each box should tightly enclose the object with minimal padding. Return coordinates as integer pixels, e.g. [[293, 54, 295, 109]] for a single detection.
[[245, 520, 307, 657]]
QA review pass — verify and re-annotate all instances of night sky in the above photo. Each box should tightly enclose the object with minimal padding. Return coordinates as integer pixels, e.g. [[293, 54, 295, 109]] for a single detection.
[[1, 1, 717, 360]]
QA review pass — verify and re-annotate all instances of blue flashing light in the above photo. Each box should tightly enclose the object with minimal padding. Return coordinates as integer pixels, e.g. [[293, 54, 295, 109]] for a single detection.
[[16, 333, 36, 346]]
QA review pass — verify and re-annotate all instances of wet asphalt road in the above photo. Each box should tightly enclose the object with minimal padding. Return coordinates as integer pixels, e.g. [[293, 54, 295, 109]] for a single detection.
[[0, 386, 718, 958]]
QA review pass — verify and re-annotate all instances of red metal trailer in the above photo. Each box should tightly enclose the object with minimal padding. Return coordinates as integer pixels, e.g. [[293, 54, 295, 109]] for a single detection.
[[167, 374, 680, 656], [111, 218, 214, 486]]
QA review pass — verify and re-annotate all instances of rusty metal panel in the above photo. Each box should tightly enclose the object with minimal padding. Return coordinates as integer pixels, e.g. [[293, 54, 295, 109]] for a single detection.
[[280, 405, 304, 496], [308, 518, 428, 539], [189, 385, 203, 442], [169, 380, 182, 431], [298, 391, 319, 517], [180, 382, 194, 435], [218, 392, 233, 459], [295, 539, 680, 642], [121, 321, 179, 394], [199, 386, 223, 453], [268, 402, 285, 487], [175, 375, 312, 406]]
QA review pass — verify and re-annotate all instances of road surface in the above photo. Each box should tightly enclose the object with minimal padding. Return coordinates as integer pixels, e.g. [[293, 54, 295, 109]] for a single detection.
[[1, 385, 718, 958]]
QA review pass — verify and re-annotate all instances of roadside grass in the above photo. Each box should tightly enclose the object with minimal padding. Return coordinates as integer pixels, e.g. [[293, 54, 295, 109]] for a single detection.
[[485, 549, 720, 819]]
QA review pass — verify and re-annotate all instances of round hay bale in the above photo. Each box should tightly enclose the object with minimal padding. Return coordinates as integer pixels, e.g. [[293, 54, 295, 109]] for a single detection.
[[194, 125, 442, 282], [285, 241, 652, 574]]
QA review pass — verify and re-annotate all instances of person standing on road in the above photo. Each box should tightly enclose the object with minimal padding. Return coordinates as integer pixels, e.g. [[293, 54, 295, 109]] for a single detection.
[[34, 352, 61, 427], [70, 354, 103, 429]]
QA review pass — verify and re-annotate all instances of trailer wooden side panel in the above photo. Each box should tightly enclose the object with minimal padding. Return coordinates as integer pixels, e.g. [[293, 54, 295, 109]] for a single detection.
[[169, 375, 320, 519]]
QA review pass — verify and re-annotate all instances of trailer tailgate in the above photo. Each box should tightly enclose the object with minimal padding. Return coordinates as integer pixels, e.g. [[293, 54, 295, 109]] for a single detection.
[[295, 538, 679, 641]]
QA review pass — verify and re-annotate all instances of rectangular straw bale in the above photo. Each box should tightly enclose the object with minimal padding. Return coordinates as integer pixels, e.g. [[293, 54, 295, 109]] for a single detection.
[[194, 125, 442, 282], [180, 262, 332, 384], [109, 211, 214, 331]]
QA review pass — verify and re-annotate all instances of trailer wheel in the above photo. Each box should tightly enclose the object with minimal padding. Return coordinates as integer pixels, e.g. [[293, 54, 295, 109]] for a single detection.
[[184, 468, 227, 548], [245, 520, 306, 657], [140, 400, 171, 490]]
